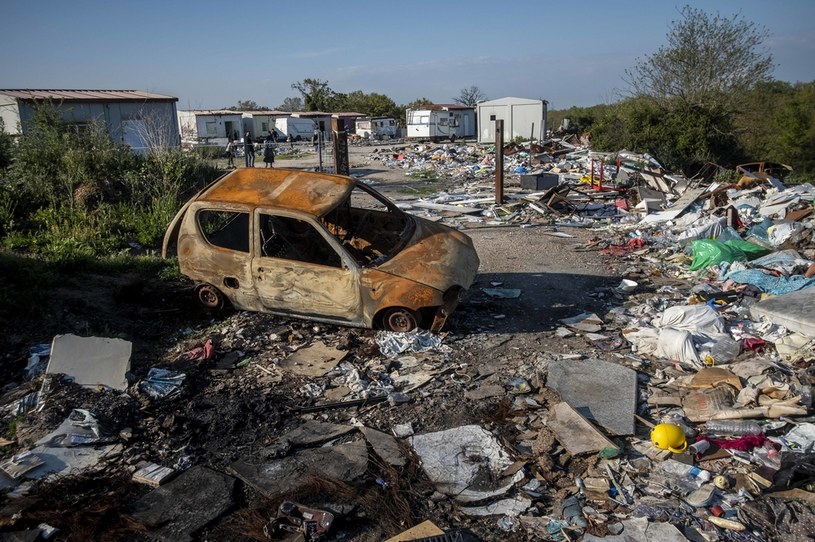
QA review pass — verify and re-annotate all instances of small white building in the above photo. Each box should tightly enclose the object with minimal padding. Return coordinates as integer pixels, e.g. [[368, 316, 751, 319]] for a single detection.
[[476, 97, 548, 143], [0, 89, 180, 152], [406, 105, 475, 141], [177, 110, 243, 144], [241, 110, 289, 140]]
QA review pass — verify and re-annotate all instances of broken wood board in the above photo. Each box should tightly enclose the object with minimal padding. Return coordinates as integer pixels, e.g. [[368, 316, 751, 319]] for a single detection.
[[279, 342, 347, 377], [133, 463, 176, 487], [546, 402, 618, 456], [559, 312, 603, 333], [639, 187, 706, 225], [384, 520, 445, 542], [46, 334, 131, 391], [690, 367, 743, 391], [411, 202, 483, 215]]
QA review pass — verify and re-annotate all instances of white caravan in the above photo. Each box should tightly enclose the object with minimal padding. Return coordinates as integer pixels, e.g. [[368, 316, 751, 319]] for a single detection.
[[406, 105, 475, 142]]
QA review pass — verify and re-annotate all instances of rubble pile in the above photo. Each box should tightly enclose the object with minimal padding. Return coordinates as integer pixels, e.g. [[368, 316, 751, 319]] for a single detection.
[[0, 141, 814, 541]]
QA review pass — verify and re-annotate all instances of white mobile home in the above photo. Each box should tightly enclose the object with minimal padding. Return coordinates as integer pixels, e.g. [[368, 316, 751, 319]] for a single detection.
[[177, 110, 243, 143], [355, 116, 397, 139], [0, 89, 180, 152], [406, 105, 475, 142], [476, 97, 548, 143]]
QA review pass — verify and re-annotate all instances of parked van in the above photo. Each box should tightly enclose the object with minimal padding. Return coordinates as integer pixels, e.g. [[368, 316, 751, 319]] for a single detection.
[[275, 117, 316, 141], [162, 168, 479, 332]]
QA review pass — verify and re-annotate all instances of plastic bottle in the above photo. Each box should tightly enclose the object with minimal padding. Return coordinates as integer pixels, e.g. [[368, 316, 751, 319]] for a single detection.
[[658, 460, 712, 483], [705, 420, 762, 436]]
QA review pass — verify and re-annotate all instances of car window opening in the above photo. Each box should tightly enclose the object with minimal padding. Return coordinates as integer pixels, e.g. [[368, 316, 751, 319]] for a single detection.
[[321, 185, 413, 267], [259, 214, 342, 268], [198, 210, 249, 253]]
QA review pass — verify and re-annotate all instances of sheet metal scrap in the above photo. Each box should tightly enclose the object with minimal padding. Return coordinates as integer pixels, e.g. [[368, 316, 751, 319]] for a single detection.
[[265, 501, 335, 541]]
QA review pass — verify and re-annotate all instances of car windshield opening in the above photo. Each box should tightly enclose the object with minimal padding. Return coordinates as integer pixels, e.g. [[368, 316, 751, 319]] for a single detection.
[[321, 184, 413, 266]]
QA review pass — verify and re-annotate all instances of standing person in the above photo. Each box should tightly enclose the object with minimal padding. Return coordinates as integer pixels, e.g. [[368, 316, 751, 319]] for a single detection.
[[225, 138, 236, 169], [243, 131, 255, 167], [287, 133, 294, 151], [263, 132, 276, 168]]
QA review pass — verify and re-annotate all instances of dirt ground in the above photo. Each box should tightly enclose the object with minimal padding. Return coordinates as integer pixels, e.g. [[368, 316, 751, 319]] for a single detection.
[[0, 143, 630, 541]]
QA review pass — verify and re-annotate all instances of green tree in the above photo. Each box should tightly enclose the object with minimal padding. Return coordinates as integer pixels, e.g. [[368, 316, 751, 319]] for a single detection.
[[226, 100, 269, 111], [0, 119, 13, 170], [774, 84, 815, 174], [291, 78, 335, 111], [626, 5, 773, 113], [619, 5, 774, 171], [277, 97, 303, 112], [405, 97, 433, 110]]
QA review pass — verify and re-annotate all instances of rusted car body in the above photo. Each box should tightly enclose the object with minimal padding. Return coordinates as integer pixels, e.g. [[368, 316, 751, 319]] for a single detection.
[[162, 168, 479, 332]]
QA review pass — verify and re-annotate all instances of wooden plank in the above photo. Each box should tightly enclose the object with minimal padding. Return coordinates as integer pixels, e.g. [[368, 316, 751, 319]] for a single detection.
[[411, 202, 483, 214], [546, 402, 618, 456]]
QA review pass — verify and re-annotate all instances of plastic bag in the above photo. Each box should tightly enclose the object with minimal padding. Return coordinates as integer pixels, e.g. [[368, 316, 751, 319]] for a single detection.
[[689, 239, 748, 271], [723, 239, 771, 261]]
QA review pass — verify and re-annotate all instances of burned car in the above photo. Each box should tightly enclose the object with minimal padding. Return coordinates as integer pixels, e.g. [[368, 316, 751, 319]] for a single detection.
[[162, 168, 479, 332]]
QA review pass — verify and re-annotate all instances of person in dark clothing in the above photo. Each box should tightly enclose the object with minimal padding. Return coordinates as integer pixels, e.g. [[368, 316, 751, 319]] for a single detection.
[[244, 132, 255, 167], [226, 138, 236, 168], [263, 132, 276, 168]]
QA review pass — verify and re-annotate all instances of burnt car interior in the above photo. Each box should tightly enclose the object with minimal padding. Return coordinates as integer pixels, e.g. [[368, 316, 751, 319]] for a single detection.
[[198, 210, 249, 253], [321, 185, 413, 267], [259, 214, 342, 268]]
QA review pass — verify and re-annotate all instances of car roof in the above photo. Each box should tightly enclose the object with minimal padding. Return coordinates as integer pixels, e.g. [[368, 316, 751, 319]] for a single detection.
[[197, 168, 354, 216]]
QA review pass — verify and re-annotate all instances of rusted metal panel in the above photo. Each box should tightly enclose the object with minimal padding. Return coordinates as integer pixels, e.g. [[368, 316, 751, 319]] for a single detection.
[[198, 169, 353, 216], [376, 218, 479, 292]]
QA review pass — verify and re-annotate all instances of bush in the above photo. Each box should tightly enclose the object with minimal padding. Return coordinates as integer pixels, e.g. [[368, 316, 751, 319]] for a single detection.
[[0, 104, 222, 264]]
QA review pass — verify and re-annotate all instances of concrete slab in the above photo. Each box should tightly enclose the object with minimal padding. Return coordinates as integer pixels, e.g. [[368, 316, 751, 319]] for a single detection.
[[547, 358, 637, 436], [361, 427, 406, 467], [279, 342, 347, 377], [279, 420, 356, 446], [750, 287, 815, 338], [129, 466, 236, 542], [229, 440, 367, 498], [46, 334, 131, 391]]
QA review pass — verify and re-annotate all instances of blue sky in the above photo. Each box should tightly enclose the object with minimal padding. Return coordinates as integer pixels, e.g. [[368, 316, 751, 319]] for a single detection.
[[1, 0, 813, 111]]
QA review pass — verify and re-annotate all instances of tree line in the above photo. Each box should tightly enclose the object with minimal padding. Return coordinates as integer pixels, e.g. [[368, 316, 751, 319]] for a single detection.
[[548, 6, 815, 179], [225, 82, 487, 125]]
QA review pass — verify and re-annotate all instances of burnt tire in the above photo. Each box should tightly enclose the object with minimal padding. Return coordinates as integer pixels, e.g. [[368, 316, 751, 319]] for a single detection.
[[381, 307, 419, 332], [196, 284, 225, 310]]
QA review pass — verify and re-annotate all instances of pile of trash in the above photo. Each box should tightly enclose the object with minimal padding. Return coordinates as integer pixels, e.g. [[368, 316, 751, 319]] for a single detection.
[[0, 139, 814, 540]]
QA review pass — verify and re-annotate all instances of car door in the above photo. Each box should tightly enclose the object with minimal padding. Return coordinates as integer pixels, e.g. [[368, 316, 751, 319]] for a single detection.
[[251, 210, 362, 321]]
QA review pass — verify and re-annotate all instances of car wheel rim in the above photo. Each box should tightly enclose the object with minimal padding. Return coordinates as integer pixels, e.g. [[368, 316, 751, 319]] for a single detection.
[[385, 309, 417, 332], [197, 285, 223, 309]]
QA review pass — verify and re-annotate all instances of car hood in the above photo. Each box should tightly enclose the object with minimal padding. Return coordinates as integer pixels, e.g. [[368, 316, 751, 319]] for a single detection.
[[376, 217, 479, 292]]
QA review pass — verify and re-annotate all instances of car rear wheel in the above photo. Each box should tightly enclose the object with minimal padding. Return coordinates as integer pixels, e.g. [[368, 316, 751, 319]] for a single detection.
[[196, 284, 224, 310], [381, 307, 419, 332]]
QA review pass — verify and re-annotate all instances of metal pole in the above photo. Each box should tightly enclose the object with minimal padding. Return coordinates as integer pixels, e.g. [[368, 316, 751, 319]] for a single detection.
[[318, 129, 323, 172], [495, 119, 504, 204], [541, 99, 548, 141]]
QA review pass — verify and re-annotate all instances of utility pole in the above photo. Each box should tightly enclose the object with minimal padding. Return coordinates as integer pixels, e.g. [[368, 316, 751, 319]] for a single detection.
[[495, 119, 504, 204]]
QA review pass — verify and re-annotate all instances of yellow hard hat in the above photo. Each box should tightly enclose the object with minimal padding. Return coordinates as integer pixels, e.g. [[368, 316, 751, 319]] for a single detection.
[[651, 423, 687, 453]]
